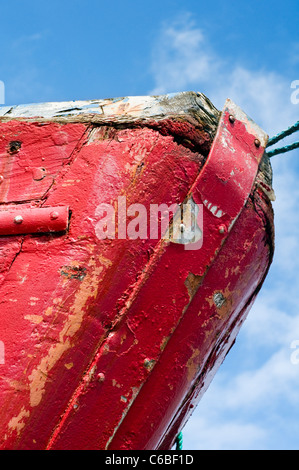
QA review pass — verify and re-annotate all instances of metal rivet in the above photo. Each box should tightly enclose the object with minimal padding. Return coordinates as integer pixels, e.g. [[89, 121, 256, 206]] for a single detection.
[[0, 175, 4, 184], [97, 372, 105, 382], [180, 223, 185, 232], [218, 225, 226, 234], [50, 211, 59, 220], [14, 215, 23, 224], [254, 139, 260, 148], [229, 115, 235, 124]]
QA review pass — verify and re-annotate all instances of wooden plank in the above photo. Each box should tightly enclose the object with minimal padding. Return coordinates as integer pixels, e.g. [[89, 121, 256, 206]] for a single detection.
[[0, 93, 274, 450]]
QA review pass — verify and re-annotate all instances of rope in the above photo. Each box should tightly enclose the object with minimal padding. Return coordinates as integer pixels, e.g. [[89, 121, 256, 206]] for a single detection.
[[266, 141, 299, 158], [175, 431, 183, 450], [267, 120, 299, 147], [266, 120, 299, 158]]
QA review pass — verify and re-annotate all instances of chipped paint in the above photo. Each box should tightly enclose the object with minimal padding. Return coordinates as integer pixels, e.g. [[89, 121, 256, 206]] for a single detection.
[[28, 258, 104, 408], [213, 292, 226, 308], [186, 348, 201, 382], [143, 358, 156, 371], [184, 273, 203, 300], [202, 199, 224, 218], [24, 315, 43, 324], [8, 408, 30, 434], [0, 93, 274, 450]]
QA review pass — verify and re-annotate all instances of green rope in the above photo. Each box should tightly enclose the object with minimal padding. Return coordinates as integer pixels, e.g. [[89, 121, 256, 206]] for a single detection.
[[267, 120, 299, 147], [266, 120, 299, 158], [266, 141, 299, 158], [175, 431, 183, 450]]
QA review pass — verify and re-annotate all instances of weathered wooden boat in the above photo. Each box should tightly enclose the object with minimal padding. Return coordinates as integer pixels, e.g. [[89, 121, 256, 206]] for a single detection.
[[0, 92, 274, 450]]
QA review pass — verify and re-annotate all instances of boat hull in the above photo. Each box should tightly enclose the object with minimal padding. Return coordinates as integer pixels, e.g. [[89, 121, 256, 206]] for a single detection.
[[0, 93, 274, 450]]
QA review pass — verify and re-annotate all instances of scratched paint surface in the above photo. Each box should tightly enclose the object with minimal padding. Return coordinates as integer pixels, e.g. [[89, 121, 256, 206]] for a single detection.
[[0, 93, 274, 450]]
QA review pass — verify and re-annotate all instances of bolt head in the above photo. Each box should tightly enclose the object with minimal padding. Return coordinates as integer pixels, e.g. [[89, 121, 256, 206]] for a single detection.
[[97, 372, 105, 382], [50, 211, 59, 220], [229, 115, 235, 124], [14, 215, 23, 224], [254, 138, 260, 148], [0, 175, 4, 184]]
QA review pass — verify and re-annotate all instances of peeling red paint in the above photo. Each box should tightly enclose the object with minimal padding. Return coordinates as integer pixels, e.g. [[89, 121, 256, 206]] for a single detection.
[[0, 94, 274, 450]]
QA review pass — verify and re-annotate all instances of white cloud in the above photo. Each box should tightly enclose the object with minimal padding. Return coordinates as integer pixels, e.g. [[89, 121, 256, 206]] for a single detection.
[[215, 67, 297, 135], [243, 291, 299, 349], [11, 32, 45, 50], [149, 15, 299, 450], [150, 14, 218, 95], [183, 416, 267, 450], [182, 341, 299, 449], [149, 15, 298, 135], [8, 68, 54, 105], [220, 350, 299, 410]]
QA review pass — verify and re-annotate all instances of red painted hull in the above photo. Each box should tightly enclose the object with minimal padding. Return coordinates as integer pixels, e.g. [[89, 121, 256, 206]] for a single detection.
[[0, 93, 274, 450]]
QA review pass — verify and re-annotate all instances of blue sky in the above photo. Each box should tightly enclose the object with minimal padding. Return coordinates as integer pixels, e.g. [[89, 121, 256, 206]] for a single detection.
[[0, 0, 299, 450]]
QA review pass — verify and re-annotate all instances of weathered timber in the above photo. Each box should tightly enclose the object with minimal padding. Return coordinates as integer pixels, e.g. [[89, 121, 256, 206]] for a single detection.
[[0, 92, 274, 450]]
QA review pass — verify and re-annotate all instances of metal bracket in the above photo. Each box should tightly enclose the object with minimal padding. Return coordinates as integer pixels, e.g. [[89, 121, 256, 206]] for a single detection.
[[0, 206, 69, 236], [170, 99, 268, 253]]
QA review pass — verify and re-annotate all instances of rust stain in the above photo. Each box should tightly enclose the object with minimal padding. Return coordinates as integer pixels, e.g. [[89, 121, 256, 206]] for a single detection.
[[186, 347, 201, 382], [184, 273, 203, 300], [224, 265, 241, 278], [207, 286, 233, 318]]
